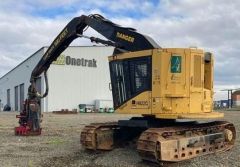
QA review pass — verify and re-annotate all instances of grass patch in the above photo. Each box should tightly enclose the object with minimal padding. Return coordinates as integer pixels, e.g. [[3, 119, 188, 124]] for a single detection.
[[28, 160, 34, 167], [47, 138, 66, 145]]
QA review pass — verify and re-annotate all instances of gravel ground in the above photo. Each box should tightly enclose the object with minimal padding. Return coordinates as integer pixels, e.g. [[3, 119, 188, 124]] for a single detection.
[[0, 111, 239, 167]]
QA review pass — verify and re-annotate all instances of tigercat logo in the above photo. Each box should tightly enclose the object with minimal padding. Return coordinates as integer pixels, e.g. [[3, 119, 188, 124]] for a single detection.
[[171, 55, 182, 73], [116, 32, 135, 43], [132, 100, 148, 106]]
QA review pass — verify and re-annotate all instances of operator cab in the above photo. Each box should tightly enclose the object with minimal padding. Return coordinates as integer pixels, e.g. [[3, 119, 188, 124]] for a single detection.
[[110, 56, 151, 109]]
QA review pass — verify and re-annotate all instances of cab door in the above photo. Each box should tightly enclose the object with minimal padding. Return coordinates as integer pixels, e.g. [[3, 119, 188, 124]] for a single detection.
[[190, 51, 204, 113]]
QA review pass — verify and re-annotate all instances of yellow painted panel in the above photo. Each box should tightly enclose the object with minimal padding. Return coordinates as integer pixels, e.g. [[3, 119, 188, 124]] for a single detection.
[[152, 49, 161, 97], [172, 98, 190, 114], [160, 50, 188, 97], [112, 48, 215, 120], [115, 91, 152, 114], [190, 92, 202, 113], [154, 112, 223, 119]]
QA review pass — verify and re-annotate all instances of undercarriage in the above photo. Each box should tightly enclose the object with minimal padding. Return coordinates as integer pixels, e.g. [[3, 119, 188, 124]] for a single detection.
[[80, 117, 236, 163]]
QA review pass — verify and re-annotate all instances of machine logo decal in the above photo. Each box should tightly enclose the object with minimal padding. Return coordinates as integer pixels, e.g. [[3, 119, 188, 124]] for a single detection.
[[171, 55, 181, 73], [132, 100, 148, 106], [116, 32, 135, 43]]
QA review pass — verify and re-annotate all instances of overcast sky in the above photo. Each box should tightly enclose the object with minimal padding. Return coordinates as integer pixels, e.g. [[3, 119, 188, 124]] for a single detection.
[[0, 0, 239, 100]]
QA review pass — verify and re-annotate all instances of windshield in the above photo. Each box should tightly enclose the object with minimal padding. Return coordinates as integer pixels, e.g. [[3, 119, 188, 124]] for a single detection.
[[109, 56, 151, 109]]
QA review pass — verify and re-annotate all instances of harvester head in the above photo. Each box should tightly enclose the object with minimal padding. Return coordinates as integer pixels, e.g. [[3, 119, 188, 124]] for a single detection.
[[15, 99, 42, 136]]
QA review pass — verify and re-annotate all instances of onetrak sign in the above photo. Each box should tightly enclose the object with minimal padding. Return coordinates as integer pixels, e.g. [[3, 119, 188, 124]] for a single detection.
[[52, 54, 97, 67]]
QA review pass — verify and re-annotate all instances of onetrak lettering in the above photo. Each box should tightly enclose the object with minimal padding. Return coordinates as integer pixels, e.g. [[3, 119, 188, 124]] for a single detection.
[[65, 56, 97, 67]]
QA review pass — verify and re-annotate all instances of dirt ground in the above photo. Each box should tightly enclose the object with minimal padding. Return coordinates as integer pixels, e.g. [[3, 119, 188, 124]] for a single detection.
[[0, 111, 239, 167]]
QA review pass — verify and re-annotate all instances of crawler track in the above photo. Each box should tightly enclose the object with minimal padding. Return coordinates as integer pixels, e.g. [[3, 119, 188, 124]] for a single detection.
[[137, 121, 236, 162], [80, 122, 119, 150], [81, 121, 236, 164]]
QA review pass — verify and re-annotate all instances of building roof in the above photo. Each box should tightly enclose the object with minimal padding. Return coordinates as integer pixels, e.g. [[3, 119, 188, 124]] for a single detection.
[[0, 46, 112, 80], [0, 47, 44, 80], [232, 90, 240, 95]]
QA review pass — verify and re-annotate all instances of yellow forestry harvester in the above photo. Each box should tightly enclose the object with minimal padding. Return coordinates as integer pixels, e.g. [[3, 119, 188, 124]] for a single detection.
[[15, 14, 236, 163]]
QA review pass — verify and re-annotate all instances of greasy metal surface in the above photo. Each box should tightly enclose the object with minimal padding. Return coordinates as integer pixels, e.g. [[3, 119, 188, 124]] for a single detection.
[[80, 122, 118, 150], [137, 121, 236, 163]]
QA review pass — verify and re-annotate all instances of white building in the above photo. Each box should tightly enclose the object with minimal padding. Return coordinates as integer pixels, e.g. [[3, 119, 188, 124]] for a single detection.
[[0, 46, 114, 112]]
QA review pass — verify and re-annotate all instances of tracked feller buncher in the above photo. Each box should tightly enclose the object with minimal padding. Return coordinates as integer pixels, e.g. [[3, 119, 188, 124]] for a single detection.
[[15, 14, 236, 163]]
